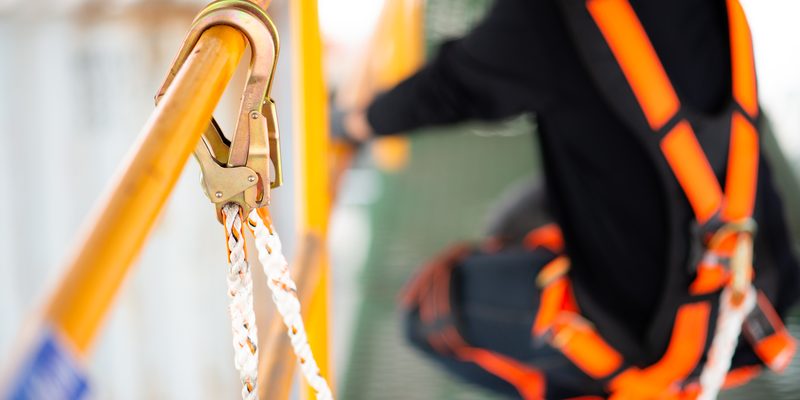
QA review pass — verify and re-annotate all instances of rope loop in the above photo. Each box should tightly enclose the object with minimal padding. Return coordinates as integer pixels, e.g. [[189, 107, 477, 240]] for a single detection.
[[698, 286, 757, 399], [248, 209, 334, 400]]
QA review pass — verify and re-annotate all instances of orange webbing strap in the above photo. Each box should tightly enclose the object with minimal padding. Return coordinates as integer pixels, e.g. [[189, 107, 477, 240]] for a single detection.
[[689, 260, 729, 295], [588, 0, 760, 226], [727, 0, 759, 118], [660, 121, 725, 224], [722, 366, 761, 389], [609, 302, 712, 399], [532, 257, 571, 336], [722, 113, 760, 221], [746, 292, 798, 372], [524, 224, 565, 253], [532, 273, 762, 397], [586, 0, 679, 131], [551, 312, 624, 379], [533, 263, 624, 380], [456, 347, 546, 400], [754, 333, 796, 373]]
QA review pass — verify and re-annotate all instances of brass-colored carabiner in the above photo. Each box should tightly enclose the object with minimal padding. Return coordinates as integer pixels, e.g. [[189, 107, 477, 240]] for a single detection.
[[155, 0, 282, 221]]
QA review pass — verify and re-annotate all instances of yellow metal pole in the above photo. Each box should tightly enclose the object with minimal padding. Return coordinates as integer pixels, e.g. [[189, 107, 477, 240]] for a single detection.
[[373, 0, 424, 87], [265, 1, 424, 396], [367, 0, 424, 172], [291, 3, 330, 232], [336, 0, 423, 108], [290, 0, 334, 397], [30, 25, 246, 354], [259, 0, 424, 396], [335, 0, 424, 172]]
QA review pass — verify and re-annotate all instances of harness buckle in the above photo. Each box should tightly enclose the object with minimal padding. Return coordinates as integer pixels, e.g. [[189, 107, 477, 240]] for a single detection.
[[155, 0, 282, 222], [709, 218, 757, 305]]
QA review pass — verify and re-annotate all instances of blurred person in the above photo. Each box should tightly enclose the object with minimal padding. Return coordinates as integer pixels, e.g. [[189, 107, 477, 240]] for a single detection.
[[334, 0, 800, 398]]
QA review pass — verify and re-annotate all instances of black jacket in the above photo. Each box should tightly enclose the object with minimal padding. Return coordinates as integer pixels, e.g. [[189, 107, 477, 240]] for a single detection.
[[367, 0, 800, 341]]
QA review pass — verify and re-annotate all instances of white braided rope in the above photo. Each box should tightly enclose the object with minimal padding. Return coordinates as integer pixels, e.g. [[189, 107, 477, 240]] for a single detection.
[[247, 209, 334, 400], [698, 286, 756, 400], [223, 204, 260, 400]]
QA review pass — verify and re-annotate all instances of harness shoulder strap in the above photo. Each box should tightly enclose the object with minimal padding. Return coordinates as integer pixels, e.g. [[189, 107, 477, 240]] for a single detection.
[[728, 0, 759, 119], [581, 0, 681, 132], [558, 0, 759, 225], [553, 0, 781, 390]]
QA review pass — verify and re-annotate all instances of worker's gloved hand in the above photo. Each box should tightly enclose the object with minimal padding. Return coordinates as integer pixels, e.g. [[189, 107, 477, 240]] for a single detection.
[[329, 104, 374, 145], [400, 243, 472, 355], [401, 243, 471, 312]]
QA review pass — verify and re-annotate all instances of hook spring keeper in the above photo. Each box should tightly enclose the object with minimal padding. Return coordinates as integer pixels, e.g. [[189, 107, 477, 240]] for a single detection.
[[155, 0, 283, 222]]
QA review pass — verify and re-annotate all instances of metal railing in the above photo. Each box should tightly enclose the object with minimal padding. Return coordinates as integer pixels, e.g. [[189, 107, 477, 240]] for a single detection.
[[0, 0, 333, 398], [0, 0, 425, 397]]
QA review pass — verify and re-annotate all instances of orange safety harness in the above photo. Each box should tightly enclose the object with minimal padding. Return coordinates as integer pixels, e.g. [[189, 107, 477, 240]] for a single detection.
[[403, 1, 796, 398], [531, 0, 796, 398], [405, 223, 793, 399]]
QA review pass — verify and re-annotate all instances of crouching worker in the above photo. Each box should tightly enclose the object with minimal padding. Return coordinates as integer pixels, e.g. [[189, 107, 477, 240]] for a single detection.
[[336, 0, 800, 398]]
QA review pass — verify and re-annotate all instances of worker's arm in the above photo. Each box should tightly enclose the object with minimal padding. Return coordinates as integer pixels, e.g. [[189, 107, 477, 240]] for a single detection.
[[347, 0, 555, 140]]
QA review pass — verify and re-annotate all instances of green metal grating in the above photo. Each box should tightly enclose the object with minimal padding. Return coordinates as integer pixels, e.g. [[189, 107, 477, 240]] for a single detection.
[[341, 3, 527, 397], [340, 119, 539, 399], [339, 123, 800, 400]]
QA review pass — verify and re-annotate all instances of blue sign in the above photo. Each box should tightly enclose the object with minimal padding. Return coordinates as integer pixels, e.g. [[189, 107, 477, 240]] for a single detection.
[[5, 329, 89, 400]]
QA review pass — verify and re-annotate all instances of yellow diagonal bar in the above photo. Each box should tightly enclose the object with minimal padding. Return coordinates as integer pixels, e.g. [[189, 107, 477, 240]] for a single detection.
[[38, 25, 246, 354]]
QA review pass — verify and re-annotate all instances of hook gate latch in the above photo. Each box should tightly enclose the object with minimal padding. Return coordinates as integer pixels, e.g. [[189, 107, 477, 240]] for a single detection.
[[155, 0, 283, 221]]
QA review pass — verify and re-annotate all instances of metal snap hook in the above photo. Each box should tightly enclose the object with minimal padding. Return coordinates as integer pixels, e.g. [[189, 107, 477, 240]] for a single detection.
[[156, 0, 282, 222]]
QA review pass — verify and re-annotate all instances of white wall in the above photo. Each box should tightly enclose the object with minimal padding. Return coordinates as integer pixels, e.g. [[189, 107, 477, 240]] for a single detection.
[[742, 0, 800, 162], [0, 1, 296, 399]]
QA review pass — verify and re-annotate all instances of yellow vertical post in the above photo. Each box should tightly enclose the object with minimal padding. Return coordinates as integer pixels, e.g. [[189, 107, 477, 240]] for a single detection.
[[289, 0, 333, 396], [335, 0, 424, 172], [277, 0, 425, 395]]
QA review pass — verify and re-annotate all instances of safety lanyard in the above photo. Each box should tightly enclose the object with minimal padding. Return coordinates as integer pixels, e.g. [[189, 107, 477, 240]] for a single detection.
[[156, 2, 331, 399]]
